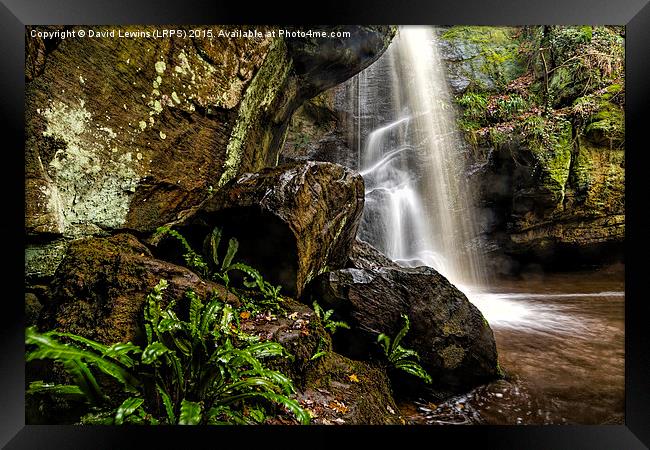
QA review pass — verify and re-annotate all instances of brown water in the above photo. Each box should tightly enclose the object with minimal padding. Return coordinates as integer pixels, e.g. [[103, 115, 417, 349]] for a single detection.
[[402, 267, 625, 425]]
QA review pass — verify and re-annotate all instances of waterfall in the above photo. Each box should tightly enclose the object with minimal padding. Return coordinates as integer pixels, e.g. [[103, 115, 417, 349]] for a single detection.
[[350, 26, 488, 289]]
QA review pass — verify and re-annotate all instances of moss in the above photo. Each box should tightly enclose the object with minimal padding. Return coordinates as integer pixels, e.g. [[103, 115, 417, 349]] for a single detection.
[[442, 321, 464, 337], [302, 352, 401, 425], [438, 344, 466, 370], [525, 117, 573, 201], [441, 26, 524, 90], [585, 103, 624, 148], [25, 240, 70, 280], [569, 141, 593, 196], [441, 26, 513, 45]]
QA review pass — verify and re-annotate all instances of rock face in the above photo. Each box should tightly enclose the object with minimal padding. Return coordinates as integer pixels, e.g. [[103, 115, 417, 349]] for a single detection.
[[25, 25, 395, 277], [280, 89, 358, 170], [176, 161, 365, 297], [309, 263, 499, 398], [437, 26, 524, 94], [440, 26, 625, 272], [39, 233, 238, 345]]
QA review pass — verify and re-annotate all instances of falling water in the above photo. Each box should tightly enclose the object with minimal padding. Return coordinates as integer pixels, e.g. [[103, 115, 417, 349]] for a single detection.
[[353, 26, 487, 288], [338, 26, 624, 425]]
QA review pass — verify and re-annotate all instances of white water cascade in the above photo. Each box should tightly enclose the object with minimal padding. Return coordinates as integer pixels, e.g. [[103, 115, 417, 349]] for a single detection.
[[351, 26, 488, 289]]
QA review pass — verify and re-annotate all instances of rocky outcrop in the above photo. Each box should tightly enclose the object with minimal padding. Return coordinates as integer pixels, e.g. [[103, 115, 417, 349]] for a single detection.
[[442, 26, 625, 271], [280, 89, 358, 169], [309, 264, 499, 398], [39, 233, 238, 345], [25, 25, 394, 275], [437, 26, 524, 94], [175, 161, 365, 297]]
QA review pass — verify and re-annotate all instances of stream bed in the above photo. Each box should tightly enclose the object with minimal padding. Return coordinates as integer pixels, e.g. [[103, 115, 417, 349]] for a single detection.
[[400, 267, 625, 425]]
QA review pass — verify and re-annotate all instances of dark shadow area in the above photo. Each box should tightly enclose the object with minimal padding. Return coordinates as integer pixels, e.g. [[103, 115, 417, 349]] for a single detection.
[[154, 207, 300, 296]]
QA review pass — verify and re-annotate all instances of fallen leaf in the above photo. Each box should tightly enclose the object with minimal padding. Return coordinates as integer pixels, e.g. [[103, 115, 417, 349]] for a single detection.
[[348, 374, 360, 383], [240, 311, 251, 319], [328, 400, 348, 415], [288, 312, 298, 320]]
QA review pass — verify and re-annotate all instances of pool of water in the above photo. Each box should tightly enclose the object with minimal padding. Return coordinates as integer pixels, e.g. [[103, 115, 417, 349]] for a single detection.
[[401, 266, 625, 425]]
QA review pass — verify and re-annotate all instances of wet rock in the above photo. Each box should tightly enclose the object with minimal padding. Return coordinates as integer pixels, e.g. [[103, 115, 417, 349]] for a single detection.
[[309, 265, 499, 398], [178, 161, 365, 297], [40, 233, 237, 345], [285, 26, 397, 100], [346, 239, 400, 270]]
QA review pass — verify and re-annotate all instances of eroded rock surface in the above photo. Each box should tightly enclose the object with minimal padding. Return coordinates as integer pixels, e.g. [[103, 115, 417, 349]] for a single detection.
[[176, 161, 365, 297]]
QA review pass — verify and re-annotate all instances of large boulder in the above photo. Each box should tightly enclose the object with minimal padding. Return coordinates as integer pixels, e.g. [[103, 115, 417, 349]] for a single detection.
[[25, 25, 395, 280], [39, 233, 237, 345], [175, 161, 365, 297], [309, 264, 499, 398]]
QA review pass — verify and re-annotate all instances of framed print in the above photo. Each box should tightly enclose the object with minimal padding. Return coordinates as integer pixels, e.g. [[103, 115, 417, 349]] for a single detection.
[[2, 0, 649, 448]]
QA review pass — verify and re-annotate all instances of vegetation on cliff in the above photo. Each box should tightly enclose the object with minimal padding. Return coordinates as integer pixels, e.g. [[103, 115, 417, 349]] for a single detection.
[[442, 26, 624, 267]]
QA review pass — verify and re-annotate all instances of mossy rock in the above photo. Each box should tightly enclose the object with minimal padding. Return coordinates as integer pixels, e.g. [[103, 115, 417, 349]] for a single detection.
[[584, 102, 624, 148], [39, 233, 238, 345], [438, 26, 525, 93], [25, 25, 395, 239], [297, 352, 402, 425]]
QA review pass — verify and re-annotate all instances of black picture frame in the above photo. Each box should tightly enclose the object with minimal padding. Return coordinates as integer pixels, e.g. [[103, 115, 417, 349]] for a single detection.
[[3, 0, 649, 448]]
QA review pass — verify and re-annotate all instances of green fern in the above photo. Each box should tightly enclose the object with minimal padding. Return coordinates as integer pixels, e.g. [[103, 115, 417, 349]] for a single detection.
[[312, 301, 350, 335], [155, 227, 209, 277], [377, 314, 432, 384], [157, 226, 284, 311], [26, 280, 310, 425]]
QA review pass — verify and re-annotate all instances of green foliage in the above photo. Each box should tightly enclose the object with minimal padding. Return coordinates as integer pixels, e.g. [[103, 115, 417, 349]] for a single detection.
[[310, 337, 329, 361], [312, 301, 350, 335], [541, 26, 624, 106], [493, 94, 528, 121], [457, 92, 528, 132], [377, 314, 432, 384], [26, 280, 310, 425], [155, 226, 284, 313], [154, 227, 209, 278], [457, 92, 488, 122]]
